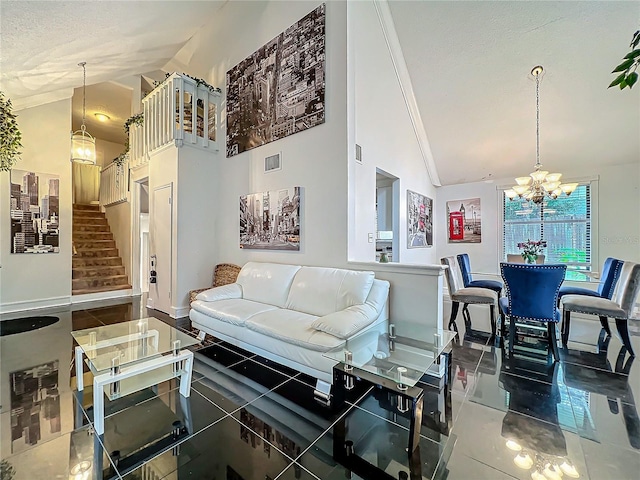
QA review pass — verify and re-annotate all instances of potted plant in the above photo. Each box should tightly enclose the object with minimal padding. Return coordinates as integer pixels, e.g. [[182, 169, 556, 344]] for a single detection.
[[609, 29, 640, 89], [517, 239, 547, 264], [113, 113, 144, 166], [0, 91, 22, 172]]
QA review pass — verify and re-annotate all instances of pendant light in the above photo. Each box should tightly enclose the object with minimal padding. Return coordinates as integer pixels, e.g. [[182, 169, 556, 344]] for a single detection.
[[504, 66, 578, 204], [70, 62, 96, 164]]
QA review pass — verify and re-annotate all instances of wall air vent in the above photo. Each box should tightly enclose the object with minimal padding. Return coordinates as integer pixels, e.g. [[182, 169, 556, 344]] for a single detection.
[[264, 153, 282, 173]]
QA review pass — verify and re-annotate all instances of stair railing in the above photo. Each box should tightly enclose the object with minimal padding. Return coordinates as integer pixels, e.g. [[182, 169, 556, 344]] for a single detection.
[[99, 161, 128, 207]]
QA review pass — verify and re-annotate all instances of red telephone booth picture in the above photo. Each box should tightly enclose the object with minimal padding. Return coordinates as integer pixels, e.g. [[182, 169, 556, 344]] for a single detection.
[[449, 211, 464, 241]]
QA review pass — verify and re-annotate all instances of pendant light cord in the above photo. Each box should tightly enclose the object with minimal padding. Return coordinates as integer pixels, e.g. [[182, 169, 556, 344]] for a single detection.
[[79, 62, 87, 132], [535, 70, 540, 170]]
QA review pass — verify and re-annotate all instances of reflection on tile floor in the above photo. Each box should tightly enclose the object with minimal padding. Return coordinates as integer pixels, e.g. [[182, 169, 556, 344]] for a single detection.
[[1, 296, 639, 479]]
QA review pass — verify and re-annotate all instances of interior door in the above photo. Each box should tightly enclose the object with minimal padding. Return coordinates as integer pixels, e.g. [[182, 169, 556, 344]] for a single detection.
[[151, 184, 172, 314]]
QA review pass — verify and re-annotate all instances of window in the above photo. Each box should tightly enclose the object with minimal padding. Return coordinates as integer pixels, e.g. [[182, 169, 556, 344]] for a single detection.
[[503, 184, 591, 280]]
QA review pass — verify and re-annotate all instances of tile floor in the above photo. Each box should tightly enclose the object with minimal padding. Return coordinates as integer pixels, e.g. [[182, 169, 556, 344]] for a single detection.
[[1, 296, 639, 480]]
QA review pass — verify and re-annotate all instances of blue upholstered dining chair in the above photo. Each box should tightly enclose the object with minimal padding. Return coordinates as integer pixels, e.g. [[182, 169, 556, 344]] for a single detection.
[[562, 261, 640, 357], [499, 263, 566, 361], [457, 254, 503, 295], [557, 257, 623, 302]]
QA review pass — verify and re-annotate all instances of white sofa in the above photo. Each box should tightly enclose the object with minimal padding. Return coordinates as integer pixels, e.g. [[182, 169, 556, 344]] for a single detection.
[[189, 262, 390, 386]]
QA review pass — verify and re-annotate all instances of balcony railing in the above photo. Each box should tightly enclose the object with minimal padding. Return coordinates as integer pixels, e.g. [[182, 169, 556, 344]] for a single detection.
[[142, 72, 221, 154]]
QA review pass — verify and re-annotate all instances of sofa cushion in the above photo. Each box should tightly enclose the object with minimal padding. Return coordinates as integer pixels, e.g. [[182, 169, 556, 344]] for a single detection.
[[312, 279, 390, 339], [195, 283, 242, 302], [190, 298, 277, 326], [286, 267, 375, 317], [561, 295, 626, 319], [236, 262, 301, 308], [246, 309, 345, 352]]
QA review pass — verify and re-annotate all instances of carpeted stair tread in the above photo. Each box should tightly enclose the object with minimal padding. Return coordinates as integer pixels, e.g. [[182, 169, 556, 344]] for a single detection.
[[72, 265, 126, 279], [73, 204, 100, 211], [72, 203, 129, 296], [73, 256, 123, 267], [72, 284, 132, 295], [72, 274, 130, 290]]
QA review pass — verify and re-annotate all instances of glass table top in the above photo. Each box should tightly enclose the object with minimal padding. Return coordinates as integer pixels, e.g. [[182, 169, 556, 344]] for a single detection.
[[323, 320, 457, 388], [71, 317, 200, 373]]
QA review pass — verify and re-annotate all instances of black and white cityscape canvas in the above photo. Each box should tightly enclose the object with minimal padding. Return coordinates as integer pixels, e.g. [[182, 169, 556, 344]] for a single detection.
[[407, 190, 433, 248], [10, 169, 60, 254], [10, 361, 61, 453], [226, 4, 326, 157], [240, 186, 300, 250]]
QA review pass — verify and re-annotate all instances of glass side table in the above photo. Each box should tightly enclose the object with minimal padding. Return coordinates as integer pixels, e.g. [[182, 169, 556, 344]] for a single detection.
[[324, 320, 457, 454]]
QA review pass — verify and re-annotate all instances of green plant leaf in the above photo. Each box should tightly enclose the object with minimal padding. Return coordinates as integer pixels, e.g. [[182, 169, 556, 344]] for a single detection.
[[626, 72, 638, 88], [619, 78, 628, 89], [624, 49, 640, 59], [632, 30, 640, 48], [609, 72, 626, 88], [612, 58, 634, 73]]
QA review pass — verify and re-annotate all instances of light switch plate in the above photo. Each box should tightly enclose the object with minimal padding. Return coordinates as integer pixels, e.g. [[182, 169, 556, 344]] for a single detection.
[[368, 233, 374, 243]]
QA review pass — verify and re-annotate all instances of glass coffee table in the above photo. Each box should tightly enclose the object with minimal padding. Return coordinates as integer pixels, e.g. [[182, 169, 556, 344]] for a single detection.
[[324, 320, 457, 453], [71, 317, 200, 435]]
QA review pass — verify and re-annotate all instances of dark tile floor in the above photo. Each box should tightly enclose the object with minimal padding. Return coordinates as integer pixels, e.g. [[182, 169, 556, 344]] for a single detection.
[[1, 296, 639, 479]]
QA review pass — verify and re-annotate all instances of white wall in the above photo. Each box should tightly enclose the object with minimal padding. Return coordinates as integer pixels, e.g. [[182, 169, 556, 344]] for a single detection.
[[168, 1, 349, 270], [0, 99, 73, 312], [347, 1, 437, 265], [95, 138, 124, 168], [435, 180, 501, 275], [595, 163, 640, 263], [435, 162, 640, 280]]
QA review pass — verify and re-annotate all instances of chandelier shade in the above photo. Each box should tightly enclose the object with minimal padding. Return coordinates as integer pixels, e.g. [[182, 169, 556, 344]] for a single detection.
[[506, 66, 577, 205], [70, 62, 96, 164]]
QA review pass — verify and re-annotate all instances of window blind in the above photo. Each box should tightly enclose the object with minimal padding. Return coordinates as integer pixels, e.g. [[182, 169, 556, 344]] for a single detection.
[[503, 184, 591, 279]]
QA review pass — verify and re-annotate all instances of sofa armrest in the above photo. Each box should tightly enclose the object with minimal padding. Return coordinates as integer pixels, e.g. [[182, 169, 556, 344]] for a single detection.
[[311, 303, 379, 339], [189, 287, 211, 304], [195, 283, 243, 302]]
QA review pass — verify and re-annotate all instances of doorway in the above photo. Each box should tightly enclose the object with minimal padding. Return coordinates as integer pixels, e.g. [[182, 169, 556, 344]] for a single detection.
[[375, 169, 399, 262], [150, 183, 173, 313], [130, 173, 150, 295]]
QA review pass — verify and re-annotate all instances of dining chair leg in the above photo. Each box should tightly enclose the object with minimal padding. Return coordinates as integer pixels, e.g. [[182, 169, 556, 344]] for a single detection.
[[599, 316, 611, 336], [548, 323, 560, 362], [449, 302, 460, 330], [561, 310, 571, 346], [508, 316, 516, 354], [462, 304, 471, 327], [615, 319, 635, 357], [489, 304, 496, 337]]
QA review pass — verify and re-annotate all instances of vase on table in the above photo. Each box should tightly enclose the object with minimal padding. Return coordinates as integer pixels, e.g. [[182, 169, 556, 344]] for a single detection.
[[523, 253, 538, 264]]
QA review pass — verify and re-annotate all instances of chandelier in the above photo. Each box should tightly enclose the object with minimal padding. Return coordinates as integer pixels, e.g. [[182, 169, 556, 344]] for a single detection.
[[70, 62, 96, 164], [505, 66, 577, 204]]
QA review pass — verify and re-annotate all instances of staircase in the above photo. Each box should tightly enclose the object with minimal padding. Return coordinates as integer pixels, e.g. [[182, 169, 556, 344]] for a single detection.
[[72, 204, 131, 295]]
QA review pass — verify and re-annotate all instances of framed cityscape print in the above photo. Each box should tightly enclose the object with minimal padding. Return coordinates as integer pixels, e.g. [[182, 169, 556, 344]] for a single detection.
[[447, 197, 482, 243], [9, 169, 60, 254], [226, 4, 326, 157], [240, 186, 300, 250], [407, 190, 433, 248]]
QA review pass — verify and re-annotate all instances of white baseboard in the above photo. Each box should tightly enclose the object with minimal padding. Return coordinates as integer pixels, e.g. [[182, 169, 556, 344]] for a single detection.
[[0, 296, 71, 315], [171, 305, 190, 318], [71, 289, 133, 305]]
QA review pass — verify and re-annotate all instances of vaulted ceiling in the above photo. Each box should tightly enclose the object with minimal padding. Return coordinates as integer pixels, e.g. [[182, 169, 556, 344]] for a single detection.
[[1, 1, 638, 185], [388, 1, 640, 185]]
